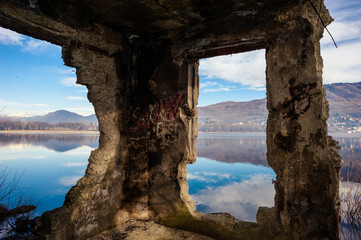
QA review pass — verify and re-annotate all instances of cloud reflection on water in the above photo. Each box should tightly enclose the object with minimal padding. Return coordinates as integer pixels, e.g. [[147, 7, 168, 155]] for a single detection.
[[65, 162, 87, 167], [59, 175, 83, 186], [190, 173, 275, 222]]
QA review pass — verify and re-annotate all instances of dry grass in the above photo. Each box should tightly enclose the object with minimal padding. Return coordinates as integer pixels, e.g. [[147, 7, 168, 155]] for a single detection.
[[0, 169, 36, 237], [340, 162, 361, 240]]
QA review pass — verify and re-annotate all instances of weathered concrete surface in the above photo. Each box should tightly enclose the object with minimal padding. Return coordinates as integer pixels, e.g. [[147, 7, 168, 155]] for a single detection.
[[0, 0, 342, 239], [88, 220, 215, 240], [265, 2, 342, 239]]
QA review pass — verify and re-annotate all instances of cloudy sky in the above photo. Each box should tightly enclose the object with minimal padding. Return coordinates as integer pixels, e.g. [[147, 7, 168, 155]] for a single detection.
[[198, 0, 361, 105], [0, 0, 360, 116], [0, 29, 87, 116]]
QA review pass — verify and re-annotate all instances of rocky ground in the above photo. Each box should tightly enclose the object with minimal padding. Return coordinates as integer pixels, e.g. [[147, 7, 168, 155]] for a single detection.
[[88, 220, 215, 240]]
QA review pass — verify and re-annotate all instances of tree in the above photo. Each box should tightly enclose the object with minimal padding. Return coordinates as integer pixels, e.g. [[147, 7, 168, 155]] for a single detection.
[[0, 169, 36, 237]]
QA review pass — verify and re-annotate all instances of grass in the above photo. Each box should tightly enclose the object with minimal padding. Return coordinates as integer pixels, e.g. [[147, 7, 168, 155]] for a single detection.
[[0, 169, 37, 237], [340, 162, 361, 240]]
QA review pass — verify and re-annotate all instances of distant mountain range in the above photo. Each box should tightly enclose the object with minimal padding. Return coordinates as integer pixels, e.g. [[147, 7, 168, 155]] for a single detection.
[[198, 82, 361, 132], [0, 82, 360, 133], [324, 82, 361, 119], [28, 110, 98, 125], [1, 110, 98, 125], [198, 98, 267, 124]]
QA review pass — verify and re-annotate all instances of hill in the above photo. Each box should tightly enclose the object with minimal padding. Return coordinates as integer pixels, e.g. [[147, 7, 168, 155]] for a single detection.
[[198, 82, 361, 133], [24, 110, 97, 125], [324, 82, 361, 119], [0, 82, 360, 133], [198, 99, 267, 124], [0, 110, 98, 131]]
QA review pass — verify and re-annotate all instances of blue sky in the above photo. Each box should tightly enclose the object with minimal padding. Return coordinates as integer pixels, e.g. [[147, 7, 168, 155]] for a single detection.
[[0, 36, 88, 116], [198, 0, 361, 105], [0, 0, 360, 116]]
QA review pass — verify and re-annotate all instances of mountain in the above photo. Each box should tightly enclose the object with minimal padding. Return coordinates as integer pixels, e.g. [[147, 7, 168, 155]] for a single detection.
[[198, 82, 361, 132], [24, 110, 97, 125], [1, 82, 360, 132], [198, 99, 267, 124], [324, 82, 361, 119]]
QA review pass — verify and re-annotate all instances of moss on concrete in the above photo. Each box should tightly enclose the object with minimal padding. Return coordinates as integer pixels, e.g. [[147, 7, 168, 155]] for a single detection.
[[161, 204, 270, 240]]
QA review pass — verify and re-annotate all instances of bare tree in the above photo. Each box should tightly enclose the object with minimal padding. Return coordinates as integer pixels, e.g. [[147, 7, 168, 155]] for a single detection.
[[0, 169, 36, 237], [340, 165, 361, 240]]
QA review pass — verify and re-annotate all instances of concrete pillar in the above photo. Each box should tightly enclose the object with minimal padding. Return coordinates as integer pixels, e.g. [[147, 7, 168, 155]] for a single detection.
[[39, 39, 199, 239], [265, 3, 341, 239], [122, 39, 199, 224]]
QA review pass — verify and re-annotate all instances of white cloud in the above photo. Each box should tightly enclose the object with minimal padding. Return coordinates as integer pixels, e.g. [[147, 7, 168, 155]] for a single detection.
[[34, 103, 49, 107], [67, 96, 87, 100], [0, 144, 48, 163], [0, 154, 46, 162], [0, 27, 24, 45], [62, 77, 77, 86], [197, 2, 361, 90], [59, 176, 82, 186], [203, 172, 231, 179], [22, 39, 54, 53], [65, 162, 87, 167], [199, 50, 266, 89], [190, 174, 275, 222], [321, 21, 361, 45], [203, 87, 231, 93], [200, 81, 218, 89], [63, 146, 95, 155], [0, 99, 22, 106], [187, 173, 208, 182], [61, 77, 81, 87], [200, 81, 236, 93], [326, 0, 361, 19], [0, 99, 49, 112], [188, 171, 231, 183], [322, 42, 361, 84], [0, 27, 59, 54], [38, 66, 75, 75]]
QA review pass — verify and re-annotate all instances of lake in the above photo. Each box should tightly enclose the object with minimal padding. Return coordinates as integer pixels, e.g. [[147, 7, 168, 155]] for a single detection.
[[0, 132, 360, 223]]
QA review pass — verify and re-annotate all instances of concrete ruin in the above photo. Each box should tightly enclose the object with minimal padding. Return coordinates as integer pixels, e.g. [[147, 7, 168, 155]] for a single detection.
[[0, 0, 342, 239]]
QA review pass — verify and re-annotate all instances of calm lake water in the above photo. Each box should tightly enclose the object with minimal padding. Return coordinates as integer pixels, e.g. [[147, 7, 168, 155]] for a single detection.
[[0, 132, 360, 223]]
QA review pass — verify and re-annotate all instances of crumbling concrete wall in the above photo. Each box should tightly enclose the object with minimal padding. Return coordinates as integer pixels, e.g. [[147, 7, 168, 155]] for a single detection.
[[39, 39, 200, 239], [264, 2, 342, 239], [0, 0, 342, 239]]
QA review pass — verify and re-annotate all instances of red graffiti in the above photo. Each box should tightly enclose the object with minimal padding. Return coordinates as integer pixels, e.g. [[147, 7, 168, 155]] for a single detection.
[[163, 94, 185, 120], [137, 93, 185, 130]]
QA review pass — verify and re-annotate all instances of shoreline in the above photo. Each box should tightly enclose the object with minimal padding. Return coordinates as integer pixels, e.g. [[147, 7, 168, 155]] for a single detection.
[[198, 132, 266, 134], [0, 130, 99, 134], [0, 130, 359, 137]]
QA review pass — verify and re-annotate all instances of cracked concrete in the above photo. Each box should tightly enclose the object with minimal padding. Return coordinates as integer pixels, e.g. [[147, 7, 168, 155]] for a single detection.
[[0, 0, 341, 239]]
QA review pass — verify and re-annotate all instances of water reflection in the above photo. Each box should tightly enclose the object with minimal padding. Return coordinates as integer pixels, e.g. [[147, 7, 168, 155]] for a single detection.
[[191, 133, 361, 223], [188, 157, 275, 222], [0, 133, 99, 152], [191, 134, 274, 222], [0, 133, 98, 214], [197, 133, 267, 166], [0, 132, 359, 222], [335, 135, 361, 182]]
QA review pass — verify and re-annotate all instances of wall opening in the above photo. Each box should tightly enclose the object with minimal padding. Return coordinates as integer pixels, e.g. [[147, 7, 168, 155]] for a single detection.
[[187, 50, 276, 222], [0, 27, 98, 231]]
